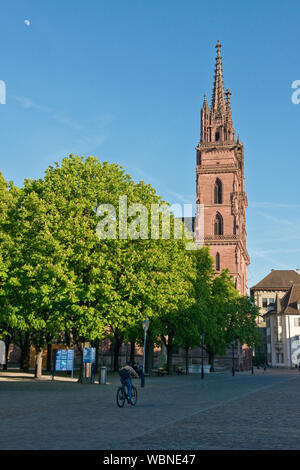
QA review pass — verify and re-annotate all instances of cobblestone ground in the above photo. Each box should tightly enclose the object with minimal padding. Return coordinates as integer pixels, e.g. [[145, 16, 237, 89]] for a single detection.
[[0, 368, 299, 450]]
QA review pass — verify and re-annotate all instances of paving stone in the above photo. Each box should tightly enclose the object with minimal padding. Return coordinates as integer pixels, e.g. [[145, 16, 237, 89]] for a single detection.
[[0, 369, 299, 449]]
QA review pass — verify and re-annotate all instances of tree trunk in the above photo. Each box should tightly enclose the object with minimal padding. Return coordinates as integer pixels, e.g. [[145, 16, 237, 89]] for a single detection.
[[95, 339, 100, 374], [113, 334, 124, 371], [208, 350, 215, 372], [65, 330, 72, 348], [130, 342, 135, 364], [19, 333, 30, 372], [34, 349, 43, 378], [166, 343, 173, 375], [185, 346, 189, 374], [145, 337, 153, 374], [77, 344, 84, 383], [46, 342, 52, 372]]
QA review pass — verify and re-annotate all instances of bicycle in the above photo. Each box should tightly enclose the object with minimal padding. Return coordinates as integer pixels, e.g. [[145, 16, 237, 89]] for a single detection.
[[116, 381, 138, 408]]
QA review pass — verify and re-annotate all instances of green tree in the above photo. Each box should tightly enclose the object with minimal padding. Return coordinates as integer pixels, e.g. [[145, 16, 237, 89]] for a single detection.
[[149, 233, 196, 375], [2, 183, 73, 377], [175, 246, 215, 373], [0, 173, 20, 369]]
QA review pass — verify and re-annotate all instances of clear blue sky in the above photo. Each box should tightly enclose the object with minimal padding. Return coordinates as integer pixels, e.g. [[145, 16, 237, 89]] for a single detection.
[[0, 0, 300, 289]]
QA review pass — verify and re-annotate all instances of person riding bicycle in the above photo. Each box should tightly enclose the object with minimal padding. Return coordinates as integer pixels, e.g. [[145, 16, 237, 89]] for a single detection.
[[119, 361, 139, 404]]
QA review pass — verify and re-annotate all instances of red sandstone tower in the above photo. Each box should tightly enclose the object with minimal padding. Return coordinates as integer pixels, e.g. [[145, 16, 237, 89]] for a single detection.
[[196, 41, 249, 295]]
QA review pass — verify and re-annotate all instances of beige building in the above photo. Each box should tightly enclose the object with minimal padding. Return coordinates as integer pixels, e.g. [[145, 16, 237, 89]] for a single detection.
[[264, 283, 300, 368], [250, 270, 300, 365]]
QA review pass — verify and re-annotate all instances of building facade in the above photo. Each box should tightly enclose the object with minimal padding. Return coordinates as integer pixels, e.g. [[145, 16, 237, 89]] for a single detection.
[[195, 41, 249, 296], [250, 269, 300, 366]]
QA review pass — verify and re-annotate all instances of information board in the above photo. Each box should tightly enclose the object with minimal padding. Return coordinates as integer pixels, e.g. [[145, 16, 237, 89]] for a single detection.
[[55, 349, 74, 371], [83, 347, 96, 364]]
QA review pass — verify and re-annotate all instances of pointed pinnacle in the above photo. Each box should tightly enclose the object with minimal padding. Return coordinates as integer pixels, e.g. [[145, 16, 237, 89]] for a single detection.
[[216, 40, 222, 56]]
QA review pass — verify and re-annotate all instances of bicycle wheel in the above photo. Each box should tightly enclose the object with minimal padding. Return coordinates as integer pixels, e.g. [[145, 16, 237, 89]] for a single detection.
[[130, 386, 138, 406], [116, 387, 126, 408]]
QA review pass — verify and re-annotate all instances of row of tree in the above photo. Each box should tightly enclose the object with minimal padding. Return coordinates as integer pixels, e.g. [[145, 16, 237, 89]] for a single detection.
[[0, 155, 259, 378]]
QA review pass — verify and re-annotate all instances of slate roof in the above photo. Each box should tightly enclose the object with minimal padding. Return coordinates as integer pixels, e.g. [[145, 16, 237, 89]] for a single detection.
[[280, 283, 300, 315], [250, 270, 300, 291]]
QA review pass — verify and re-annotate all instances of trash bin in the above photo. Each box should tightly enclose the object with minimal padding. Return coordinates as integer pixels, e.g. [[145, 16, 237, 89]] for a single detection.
[[99, 366, 107, 384]]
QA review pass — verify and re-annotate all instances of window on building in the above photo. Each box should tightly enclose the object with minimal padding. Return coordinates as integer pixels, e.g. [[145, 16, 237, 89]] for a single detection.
[[216, 253, 220, 271], [276, 353, 284, 364], [214, 213, 223, 236], [214, 179, 222, 204], [276, 353, 280, 363], [294, 317, 300, 327], [262, 298, 268, 308], [215, 132, 220, 142], [269, 298, 275, 305]]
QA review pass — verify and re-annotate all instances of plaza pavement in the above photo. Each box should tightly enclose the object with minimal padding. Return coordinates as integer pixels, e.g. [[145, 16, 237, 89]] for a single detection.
[[0, 368, 299, 450]]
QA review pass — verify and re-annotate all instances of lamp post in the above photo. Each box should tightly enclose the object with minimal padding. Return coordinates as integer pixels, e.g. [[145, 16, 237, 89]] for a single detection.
[[141, 316, 149, 388], [232, 339, 235, 376], [201, 332, 205, 380]]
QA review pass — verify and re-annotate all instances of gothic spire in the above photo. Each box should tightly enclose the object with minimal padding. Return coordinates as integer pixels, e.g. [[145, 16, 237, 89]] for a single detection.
[[211, 40, 226, 119], [200, 41, 236, 145], [201, 93, 210, 143], [203, 93, 209, 110], [225, 88, 235, 142]]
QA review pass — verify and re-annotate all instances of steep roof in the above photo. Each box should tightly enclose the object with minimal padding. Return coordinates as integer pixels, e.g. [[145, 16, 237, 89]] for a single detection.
[[250, 270, 300, 291], [281, 283, 300, 315]]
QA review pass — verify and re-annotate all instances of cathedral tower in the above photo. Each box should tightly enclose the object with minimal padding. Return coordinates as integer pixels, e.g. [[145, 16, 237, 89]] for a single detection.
[[196, 41, 249, 295]]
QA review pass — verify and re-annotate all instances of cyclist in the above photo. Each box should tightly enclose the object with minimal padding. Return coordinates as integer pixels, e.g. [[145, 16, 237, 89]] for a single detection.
[[119, 361, 139, 404]]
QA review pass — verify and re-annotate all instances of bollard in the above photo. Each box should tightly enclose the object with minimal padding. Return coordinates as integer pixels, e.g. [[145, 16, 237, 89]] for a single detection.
[[99, 366, 107, 384]]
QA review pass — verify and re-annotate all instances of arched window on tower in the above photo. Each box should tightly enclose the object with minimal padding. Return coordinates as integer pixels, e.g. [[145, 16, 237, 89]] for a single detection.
[[214, 213, 223, 236], [214, 179, 222, 204], [216, 253, 220, 271]]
